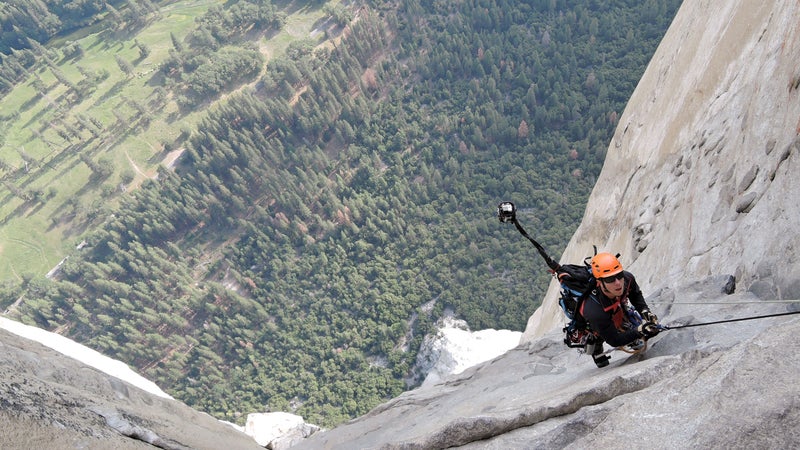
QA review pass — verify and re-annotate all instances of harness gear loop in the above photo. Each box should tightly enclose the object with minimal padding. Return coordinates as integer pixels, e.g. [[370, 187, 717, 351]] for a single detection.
[[615, 340, 648, 355]]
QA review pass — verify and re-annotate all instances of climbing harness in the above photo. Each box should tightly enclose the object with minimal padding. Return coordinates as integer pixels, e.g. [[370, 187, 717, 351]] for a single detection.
[[597, 340, 647, 356]]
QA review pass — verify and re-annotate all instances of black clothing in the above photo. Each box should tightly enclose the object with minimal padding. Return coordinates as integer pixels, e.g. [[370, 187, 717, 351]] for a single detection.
[[580, 271, 650, 348]]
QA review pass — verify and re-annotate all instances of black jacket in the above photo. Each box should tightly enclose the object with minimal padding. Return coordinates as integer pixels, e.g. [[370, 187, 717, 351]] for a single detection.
[[580, 271, 650, 347]]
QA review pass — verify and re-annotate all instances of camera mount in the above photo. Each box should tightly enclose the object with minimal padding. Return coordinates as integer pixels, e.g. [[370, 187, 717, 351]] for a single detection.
[[497, 201, 517, 223]]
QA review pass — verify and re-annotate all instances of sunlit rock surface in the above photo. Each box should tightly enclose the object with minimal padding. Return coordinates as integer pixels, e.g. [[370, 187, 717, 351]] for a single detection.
[[0, 323, 262, 450]]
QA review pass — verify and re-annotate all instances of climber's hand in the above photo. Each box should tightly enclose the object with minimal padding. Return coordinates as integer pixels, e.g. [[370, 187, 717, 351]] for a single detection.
[[637, 322, 660, 339], [641, 309, 658, 324]]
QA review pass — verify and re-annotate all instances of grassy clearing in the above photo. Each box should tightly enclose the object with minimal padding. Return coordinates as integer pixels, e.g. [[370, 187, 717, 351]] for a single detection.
[[1, 2, 213, 283], [0, 0, 340, 285]]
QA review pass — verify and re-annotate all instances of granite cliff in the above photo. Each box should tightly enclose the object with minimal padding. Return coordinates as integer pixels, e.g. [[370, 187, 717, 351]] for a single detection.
[[0, 322, 262, 450]]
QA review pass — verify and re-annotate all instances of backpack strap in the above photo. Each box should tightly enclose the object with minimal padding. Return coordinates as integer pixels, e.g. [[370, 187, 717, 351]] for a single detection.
[[576, 284, 596, 319]]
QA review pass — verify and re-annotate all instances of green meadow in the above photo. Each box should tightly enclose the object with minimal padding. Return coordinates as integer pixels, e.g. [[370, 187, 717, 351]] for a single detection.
[[0, 0, 339, 284]]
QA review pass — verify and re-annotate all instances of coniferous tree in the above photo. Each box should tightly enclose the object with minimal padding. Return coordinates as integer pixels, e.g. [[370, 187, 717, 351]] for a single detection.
[[115, 55, 134, 77]]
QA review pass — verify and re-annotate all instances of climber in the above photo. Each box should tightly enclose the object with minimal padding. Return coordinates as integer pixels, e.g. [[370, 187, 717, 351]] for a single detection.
[[580, 252, 660, 367]]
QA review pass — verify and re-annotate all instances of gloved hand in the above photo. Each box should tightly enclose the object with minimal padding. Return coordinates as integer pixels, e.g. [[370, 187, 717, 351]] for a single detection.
[[637, 321, 660, 339], [641, 309, 658, 324]]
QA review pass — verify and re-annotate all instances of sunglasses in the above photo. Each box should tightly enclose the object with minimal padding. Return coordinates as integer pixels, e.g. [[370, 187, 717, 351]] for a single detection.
[[600, 272, 625, 283]]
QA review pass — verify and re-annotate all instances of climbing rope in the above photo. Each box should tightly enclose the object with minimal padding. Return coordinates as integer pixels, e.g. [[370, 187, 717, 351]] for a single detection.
[[660, 309, 800, 330], [615, 340, 647, 355], [648, 300, 800, 305], [597, 340, 647, 357], [604, 309, 800, 356]]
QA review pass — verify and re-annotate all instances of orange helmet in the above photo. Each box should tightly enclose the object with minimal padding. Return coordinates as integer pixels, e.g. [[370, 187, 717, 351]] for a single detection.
[[591, 252, 623, 279]]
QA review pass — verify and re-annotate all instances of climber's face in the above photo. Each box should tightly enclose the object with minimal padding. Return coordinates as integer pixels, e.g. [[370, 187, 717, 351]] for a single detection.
[[599, 273, 625, 298]]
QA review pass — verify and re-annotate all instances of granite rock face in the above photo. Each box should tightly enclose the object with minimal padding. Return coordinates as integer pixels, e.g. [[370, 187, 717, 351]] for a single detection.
[[412, 317, 522, 387], [0, 327, 262, 450], [244, 412, 322, 449]]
